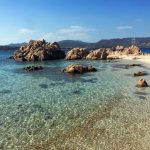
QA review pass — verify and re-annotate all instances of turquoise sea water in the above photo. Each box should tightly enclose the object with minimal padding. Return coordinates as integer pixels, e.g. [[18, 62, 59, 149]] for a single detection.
[[0, 50, 150, 150]]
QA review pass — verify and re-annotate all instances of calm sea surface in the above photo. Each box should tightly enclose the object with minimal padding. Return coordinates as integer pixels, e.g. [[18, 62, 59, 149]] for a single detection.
[[0, 50, 150, 150], [141, 48, 150, 53]]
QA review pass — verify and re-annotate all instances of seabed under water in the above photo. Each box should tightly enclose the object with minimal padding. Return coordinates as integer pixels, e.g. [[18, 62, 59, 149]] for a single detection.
[[0, 50, 150, 150]]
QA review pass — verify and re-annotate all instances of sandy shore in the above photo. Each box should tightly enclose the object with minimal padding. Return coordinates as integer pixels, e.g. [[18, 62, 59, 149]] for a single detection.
[[122, 54, 150, 64], [108, 53, 150, 64]]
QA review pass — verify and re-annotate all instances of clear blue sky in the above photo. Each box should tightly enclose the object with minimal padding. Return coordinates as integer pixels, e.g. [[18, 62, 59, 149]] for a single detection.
[[0, 0, 150, 44]]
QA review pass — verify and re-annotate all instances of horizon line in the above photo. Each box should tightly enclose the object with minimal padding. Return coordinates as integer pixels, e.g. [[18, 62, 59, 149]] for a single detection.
[[1, 36, 150, 46]]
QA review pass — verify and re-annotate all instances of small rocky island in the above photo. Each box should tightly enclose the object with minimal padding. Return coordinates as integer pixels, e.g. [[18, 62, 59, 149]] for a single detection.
[[63, 64, 97, 74], [65, 48, 108, 60], [12, 39, 65, 61]]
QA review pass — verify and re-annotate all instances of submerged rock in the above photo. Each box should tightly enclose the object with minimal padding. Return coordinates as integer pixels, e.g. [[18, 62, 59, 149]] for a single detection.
[[63, 64, 97, 74], [23, 66, 43, 71], [107, 55, 120, 60], [112, 64, 129, 69], [129, 64, 141, 67], [12, 39, 65, 61], [39, 84, 48, 89], [134, 71, 147, 77], [0, 90, 12, 94], [65, 48, 89, 60], [86, 49, 108, 60], [136, 79, 148, 87], [112, 63, 143, 70], [134, 91, 148, 95], [9, 56, 13, 59]]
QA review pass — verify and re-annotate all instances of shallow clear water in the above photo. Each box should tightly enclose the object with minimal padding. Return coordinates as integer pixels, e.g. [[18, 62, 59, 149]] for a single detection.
[[0, 50, 150, 150]]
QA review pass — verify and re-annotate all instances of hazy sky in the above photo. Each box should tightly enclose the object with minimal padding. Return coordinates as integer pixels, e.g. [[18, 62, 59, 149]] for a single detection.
[[0, 0, 150, 44]]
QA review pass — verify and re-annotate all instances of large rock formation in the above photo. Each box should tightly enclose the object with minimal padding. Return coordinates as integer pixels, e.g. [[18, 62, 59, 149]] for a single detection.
[[86, 49, 108, 60], [12, 39, 65, 61], [115, 45, 141, 55], [65, 48, 108, 60], [65, 48, 89, 60], [63, 64, 97, 74]]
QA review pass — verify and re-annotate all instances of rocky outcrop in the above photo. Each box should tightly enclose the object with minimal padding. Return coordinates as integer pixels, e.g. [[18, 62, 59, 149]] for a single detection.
[[129, 45, 141, 55], [134, 71, 147, 77], [115, 45, 141, 55], [12, 39, 65, 61], [63, 64, 97, 74], [65, 48, 89, 60], [65, 48, 109, 60], [136, 79, 148, 87], [116, 46, 124, 51], [23, 66, 43, 71], [123, 46, 140, 55], [86, 49, 108, 60]]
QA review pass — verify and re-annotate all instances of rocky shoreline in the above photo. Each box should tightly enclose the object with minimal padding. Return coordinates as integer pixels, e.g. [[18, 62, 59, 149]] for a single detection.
[[11, 39, 149, 87], [11, 39, 141, 61]]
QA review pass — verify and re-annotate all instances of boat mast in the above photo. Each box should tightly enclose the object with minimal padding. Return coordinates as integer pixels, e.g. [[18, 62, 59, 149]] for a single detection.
[[132, 37, 136, 47]]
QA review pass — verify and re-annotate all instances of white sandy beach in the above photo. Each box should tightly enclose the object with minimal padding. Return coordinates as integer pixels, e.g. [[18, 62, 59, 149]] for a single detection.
[[122, 55, 150, 64], [108, 53, 150, 65]]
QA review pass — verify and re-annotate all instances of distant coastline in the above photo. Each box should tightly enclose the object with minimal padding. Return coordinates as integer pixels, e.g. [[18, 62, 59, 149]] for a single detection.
[[0, 42, 26, 50], [0, 46, 19, 50], [1, 37, 150, 50], [58, 37, 150, 49]]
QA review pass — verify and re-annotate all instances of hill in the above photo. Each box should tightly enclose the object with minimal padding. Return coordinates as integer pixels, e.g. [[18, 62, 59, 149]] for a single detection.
[[1, 37, 150, 50], [0, 42, 26, 50], [58, 37, 150, 48], [58, 40, 94, 48]]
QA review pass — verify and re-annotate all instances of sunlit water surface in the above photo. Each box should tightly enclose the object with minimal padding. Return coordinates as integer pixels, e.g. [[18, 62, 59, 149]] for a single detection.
[[0, 50, 150, 150]]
